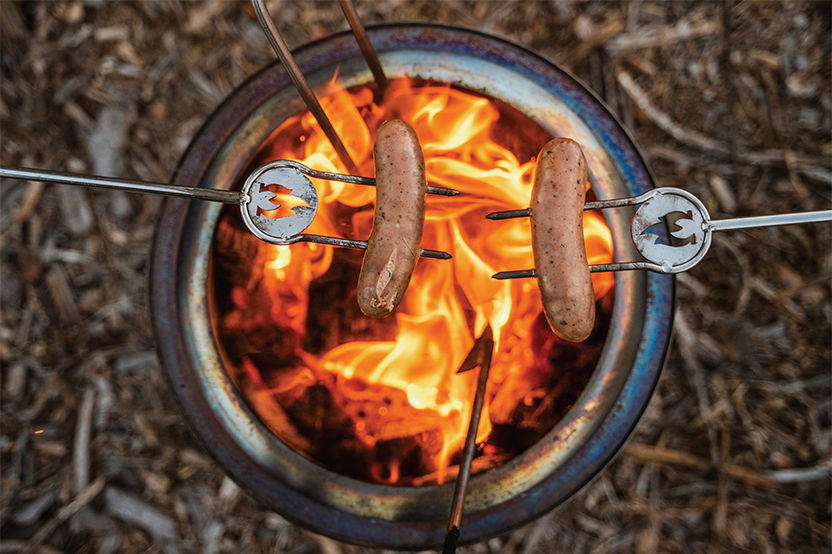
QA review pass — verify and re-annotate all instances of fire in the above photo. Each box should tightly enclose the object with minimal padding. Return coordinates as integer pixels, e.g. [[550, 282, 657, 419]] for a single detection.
[[220, 78, 614, 485]]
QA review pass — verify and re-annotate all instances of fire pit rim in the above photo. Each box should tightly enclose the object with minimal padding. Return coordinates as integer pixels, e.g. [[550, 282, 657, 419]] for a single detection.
[[150, 23, 675, 548]]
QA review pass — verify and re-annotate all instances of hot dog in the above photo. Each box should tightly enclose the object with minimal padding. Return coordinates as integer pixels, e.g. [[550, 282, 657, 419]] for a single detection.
[[357, 119, 426, 318], [531, 138, 595, 342]]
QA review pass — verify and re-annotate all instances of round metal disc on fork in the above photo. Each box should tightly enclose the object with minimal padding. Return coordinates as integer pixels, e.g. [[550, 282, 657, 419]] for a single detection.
[[631, 187, 711, 274], [240, 161, 319, 243]]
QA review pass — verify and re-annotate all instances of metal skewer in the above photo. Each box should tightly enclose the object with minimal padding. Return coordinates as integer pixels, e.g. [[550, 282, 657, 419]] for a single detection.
[[251, 0, 359, 175], [338, 0, 388, 94], [0, 162, 457, 198], [484, 198, 625, 221], [443, 324, 494, 554], [0, 162, 457, 259], [488, 187, 832, 277], [262, 159, 458, 197], [0, 166, 244, 204]]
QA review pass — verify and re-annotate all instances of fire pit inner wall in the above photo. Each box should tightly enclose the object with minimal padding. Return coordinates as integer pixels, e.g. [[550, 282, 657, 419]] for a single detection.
[[151, 24, 674, 549]]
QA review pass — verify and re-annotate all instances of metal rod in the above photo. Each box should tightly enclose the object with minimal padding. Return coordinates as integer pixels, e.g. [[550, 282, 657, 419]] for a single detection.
[[488, 192, 832, 225], [487, 187, 831, 278], [707, 210, 832, 231], [286, 234, 452, 260], [1, 165, 454, 259], [485, 208, 529, 220], [250, 0, 360, 175], [491, 262, 658, 280], [0, 166, 244, 204], [338, 0, 388, 93], [485, 197, 640, 220], [280, 159, 460, 196], [588, 262, 658, 273], [443, 326, 493, 554]]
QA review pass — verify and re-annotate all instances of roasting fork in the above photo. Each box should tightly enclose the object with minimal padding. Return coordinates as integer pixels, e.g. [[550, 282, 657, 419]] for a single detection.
[[0, 162, 457, 260], [487, 186, 832, 278], [2, 166, 830, 269]]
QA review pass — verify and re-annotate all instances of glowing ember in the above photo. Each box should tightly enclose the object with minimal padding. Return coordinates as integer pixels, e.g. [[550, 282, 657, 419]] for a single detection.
[[213, 78, 615, 485]]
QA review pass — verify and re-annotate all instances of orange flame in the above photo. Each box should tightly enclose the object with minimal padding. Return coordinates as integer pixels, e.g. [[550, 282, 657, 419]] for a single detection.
[[228, 78, 614, 484]]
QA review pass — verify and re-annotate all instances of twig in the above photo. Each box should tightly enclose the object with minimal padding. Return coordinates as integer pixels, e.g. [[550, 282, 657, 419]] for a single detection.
[[748, 276, 804, 321], [104, 486, 177, 542], [616, 69, 832, 170], [673, 310, 720, 464], [636, 467, 661, 553], [606, 17, 719, 52], [11, 490, 58, 527], [44, 265, 80, 323], [720, 0, 741, 205], [519, 513, 555, 554], [0, 542, 64, 554], [308, 534, 344, 554], [712, 425, 731, 549], [711, 235, 751, 316], [24, 476, 106, 552], [617, 69, 725, 153], [625, 443, 776, 488], [764, 459, 832, 483], [14, 182, 45, 224], [740, 374, 831, 395], [72, 387, 96, 494]]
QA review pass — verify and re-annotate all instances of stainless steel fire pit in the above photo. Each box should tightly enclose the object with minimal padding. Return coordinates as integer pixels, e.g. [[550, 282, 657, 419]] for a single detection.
[[150, 24, 674, 548]]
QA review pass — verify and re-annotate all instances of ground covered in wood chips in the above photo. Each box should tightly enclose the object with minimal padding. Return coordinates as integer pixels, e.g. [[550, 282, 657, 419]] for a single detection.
[[1, 1, 829, 553]]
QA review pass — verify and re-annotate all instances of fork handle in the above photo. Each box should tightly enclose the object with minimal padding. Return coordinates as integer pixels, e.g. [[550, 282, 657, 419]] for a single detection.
[[707, 210, 832, 232], [0, 166, 244, 204]]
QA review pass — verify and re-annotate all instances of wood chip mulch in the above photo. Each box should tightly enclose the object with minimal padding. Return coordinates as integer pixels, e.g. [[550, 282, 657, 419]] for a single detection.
[[1, 1, 829, 553]]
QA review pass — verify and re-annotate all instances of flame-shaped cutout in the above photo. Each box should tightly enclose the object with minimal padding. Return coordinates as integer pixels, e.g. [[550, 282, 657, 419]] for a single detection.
[[641, 211, 698, 247], [256, 183, 312, 219], [669, 211, 699, 245]]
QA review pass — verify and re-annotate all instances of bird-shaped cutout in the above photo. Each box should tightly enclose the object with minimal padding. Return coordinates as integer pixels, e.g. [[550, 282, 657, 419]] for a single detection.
[[254, 182, 312, 219]]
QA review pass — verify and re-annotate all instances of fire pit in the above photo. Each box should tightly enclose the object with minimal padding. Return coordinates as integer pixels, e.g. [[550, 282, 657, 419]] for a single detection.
[[213, 77, 616, 487], [150, 24, 674, 548]]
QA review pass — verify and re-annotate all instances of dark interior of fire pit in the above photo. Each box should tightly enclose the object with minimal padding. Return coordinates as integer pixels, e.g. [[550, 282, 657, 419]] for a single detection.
[[208, 80, 615, 485]]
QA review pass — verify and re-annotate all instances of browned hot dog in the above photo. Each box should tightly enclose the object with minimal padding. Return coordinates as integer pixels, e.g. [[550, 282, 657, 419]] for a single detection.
[[357, 119, 426, 318], [531, 138, 595, 342]]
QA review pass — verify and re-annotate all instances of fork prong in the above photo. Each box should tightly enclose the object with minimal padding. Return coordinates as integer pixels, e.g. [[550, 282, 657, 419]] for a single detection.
[[491, 269, 536, 280], [288, 234, 452, 259], [485, 194, 649, 221], [485, 208, 530, 220], [492, 261, 670, 279], [427, 185, 460, 197], [281, 160, 460, 196]]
